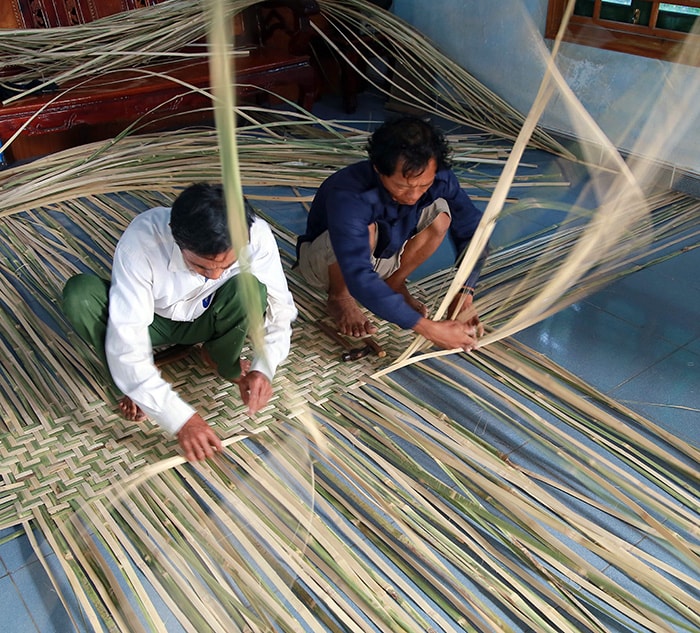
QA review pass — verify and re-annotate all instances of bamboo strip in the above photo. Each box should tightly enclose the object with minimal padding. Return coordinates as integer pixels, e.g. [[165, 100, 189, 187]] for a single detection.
[[347, 383, 696, 631], [0, 1, 697, 627]]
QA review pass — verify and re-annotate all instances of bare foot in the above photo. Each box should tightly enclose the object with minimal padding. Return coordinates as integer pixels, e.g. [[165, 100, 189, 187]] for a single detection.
[[201, 347, 251, 381], [200, 345, 217, 371], [232, 358, 252, 384], [119, 395, 147, 422], [393, 283, 428, 318], [327, 294, 377, 338]]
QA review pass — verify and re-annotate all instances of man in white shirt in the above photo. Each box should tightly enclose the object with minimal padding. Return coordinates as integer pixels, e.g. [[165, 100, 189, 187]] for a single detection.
[[62, 183, 297, 462]]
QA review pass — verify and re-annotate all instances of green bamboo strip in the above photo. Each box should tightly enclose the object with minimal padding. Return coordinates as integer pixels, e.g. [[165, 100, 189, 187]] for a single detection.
[[326, 396, 588, 628], [471, 347, 699, 517], [313, 400, 597, 632], [187, 446, 354, 632], [348, 380, 692, 612], [208, 0, 264, 353], [108, 478, 255, 632], [167, 461, 339, 631], [75, 502, 167, 632], [89, 495, 211, 633], [87, 501, 195, 630], [270, 431, 444, 631], [343, 388, 693, 631], [137, 478, 274, 631], [418, 352, 699, 534], [66, 513, 152, 633], [366, 378, 700, 624], [392, 473, 610, 632], [311, 485, 483, 633], [366, 366, 696, 552], [31, 509, 109, 631], [53, 510, 139, 631], [206, 429, 317, 549], [22, 519, 88, 633], [119, 432, 342, 628], [490, 338, 700, 468], [312, 401, 538, 630], [0, 265, 85, 406], [314, 480, 524, 632]]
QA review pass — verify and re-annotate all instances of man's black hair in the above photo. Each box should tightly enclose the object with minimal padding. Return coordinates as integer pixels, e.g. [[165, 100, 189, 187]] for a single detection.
[[366, 115, 453, 177], [170, 183, 255, 255]]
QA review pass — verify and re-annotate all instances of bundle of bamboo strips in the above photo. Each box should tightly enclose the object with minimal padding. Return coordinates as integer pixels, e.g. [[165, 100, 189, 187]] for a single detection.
[[15, 344, 697, 631], [0, 0, 565, 157], [0, 0, 257, 104], [0, 182, 697, 629], [0, 0, 698, 629]]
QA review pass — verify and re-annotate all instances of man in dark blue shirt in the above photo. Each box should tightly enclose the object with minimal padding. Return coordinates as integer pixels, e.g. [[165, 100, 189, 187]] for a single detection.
[[297, 115, 487, 352]]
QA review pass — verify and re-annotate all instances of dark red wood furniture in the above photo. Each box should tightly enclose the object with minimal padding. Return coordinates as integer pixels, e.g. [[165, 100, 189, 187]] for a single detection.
[[0, 0, 321, 165]]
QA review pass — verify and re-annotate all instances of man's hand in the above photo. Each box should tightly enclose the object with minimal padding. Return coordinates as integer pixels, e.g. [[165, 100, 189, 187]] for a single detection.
[[448, 290, 484, 338], [235, 370, 272, 415], [176, 413, 223, 462], [413, 316, 481, 352], [448, 289, 473, 319]]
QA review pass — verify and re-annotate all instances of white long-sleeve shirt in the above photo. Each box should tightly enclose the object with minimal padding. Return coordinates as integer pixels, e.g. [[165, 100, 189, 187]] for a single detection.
[[105, 206, 297, 434]]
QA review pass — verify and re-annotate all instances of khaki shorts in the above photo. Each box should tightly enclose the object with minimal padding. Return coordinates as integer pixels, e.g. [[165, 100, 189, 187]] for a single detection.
[[297, 198, 450, 289]]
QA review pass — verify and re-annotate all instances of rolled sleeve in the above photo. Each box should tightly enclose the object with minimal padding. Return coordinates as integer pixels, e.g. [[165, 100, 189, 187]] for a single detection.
[[106, 237, 195, 435], [248, 220, 297, 380]]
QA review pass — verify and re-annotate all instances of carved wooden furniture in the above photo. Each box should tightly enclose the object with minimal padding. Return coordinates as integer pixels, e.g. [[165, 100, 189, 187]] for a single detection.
[[0, 0, 321, 165]]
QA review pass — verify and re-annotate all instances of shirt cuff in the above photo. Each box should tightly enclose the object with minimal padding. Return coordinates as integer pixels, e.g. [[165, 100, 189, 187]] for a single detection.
[[155, 398, 197, 435], [250, 355, 275, 383]]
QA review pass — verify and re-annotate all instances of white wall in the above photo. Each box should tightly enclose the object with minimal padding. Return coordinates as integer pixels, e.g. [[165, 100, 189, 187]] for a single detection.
[[393, 0, 700, 176]]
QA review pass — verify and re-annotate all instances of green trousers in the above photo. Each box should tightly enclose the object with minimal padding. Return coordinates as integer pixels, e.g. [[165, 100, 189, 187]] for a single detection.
[[62, 273, 266, 381]]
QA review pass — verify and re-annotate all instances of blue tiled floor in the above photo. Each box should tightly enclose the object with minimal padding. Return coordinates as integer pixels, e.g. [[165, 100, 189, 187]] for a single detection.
[[1, 89, 697, 631]]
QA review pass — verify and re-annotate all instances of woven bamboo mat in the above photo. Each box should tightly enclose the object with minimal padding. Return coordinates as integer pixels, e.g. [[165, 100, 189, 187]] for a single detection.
[[0, 189, 418, 528], [1, 190, 697, 632]]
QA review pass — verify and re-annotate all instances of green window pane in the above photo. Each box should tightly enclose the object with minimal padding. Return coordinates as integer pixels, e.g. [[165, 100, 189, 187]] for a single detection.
[[573, 1, 698, 32], [660, 3, 700, 15], [599, 1, 650, 25], [658, 4, 700, 32], [574, 0, 595, 18]]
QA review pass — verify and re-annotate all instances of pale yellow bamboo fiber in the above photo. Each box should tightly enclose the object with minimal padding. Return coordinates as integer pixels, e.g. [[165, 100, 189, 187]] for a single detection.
[[375, 0, 648, 378]]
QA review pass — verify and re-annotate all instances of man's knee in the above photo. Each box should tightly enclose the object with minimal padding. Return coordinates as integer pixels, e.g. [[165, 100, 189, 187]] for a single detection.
[[62, 274, 109, 327], [297, 236, 334, 289], [418, 198, 451, 239], [422, 209, 451, 244], [214, 272, 267, 318], [432, 209, 451, 235]]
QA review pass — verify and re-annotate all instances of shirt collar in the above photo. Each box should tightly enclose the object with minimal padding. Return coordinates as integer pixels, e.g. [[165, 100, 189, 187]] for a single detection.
[[371, 168, 398, 208], [168, 242, 190, 273]]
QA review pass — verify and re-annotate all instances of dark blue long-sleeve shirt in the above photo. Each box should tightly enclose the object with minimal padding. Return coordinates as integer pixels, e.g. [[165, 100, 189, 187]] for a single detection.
[[298, 160, 486, 329]]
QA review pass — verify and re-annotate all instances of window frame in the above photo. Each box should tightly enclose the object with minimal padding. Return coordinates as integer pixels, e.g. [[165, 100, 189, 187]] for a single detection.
[[545, 0, 700, 66]]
